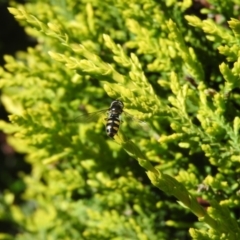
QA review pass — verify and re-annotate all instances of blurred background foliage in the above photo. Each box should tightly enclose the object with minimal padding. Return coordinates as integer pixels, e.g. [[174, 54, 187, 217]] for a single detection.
[[1, 0, 240, 239]]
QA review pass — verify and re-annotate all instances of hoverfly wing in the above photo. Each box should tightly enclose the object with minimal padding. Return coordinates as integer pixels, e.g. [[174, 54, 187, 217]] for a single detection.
[[121, 111, 153, 139], [122, 111, 147, 126], [73, 108, 109, 123]]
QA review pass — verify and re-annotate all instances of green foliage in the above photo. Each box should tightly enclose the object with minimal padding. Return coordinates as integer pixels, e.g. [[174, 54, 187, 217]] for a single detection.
[[1, 0, 240, 239]]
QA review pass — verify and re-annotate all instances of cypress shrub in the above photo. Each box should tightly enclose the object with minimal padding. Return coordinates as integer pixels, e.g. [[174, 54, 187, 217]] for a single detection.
[[1, 1, 240, 239]]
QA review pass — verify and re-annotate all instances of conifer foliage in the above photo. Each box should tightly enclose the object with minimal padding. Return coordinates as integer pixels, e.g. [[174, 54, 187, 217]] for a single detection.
[[1, 1, 240, 239]]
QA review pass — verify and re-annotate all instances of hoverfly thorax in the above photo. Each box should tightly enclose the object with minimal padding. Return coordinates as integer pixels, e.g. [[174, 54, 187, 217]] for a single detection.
[[109, 100, 124, 116]]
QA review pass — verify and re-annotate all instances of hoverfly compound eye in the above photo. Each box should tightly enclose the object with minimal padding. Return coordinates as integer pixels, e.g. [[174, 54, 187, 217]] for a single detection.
[[118, 100, 124, 108], [114, 100, 124, 108]]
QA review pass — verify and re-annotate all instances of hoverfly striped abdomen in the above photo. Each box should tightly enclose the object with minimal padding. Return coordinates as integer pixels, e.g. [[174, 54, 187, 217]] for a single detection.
[[106, 116, 120, 138]]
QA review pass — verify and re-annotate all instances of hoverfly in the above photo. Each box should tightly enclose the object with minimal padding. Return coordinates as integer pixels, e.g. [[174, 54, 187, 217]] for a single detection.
[[74, 100, 144, 140]]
